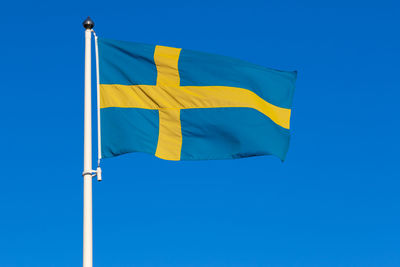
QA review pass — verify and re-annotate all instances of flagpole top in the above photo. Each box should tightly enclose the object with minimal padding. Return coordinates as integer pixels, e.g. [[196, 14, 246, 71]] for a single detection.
[[83, 17, 94, 29]]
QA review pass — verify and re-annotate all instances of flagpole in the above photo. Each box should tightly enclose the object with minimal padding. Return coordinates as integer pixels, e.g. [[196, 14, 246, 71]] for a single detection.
[[82, 17, 94, 267]]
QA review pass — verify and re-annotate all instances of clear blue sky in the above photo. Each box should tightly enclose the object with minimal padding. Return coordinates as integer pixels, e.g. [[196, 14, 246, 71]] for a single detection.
[[0, 0, 399, 266]]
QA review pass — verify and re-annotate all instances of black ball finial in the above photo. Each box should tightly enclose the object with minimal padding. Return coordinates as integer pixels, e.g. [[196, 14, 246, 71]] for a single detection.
[[83, 17, 94, 29]]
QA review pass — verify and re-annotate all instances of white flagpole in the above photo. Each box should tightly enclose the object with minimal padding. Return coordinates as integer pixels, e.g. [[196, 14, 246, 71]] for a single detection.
[[82, 17, 94, 267]]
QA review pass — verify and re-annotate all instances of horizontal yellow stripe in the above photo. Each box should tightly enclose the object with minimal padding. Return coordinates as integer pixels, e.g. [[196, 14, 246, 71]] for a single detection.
[[155, 109, 182, 161], [100, 84, 291, 129]]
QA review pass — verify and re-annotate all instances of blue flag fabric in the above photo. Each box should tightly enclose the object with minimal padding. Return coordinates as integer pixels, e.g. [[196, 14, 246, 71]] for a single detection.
[[98, 38, 297, 161]]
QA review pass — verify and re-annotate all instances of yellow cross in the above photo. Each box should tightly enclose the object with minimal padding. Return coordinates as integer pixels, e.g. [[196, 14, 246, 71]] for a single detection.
[[100, 46, 291, 161]]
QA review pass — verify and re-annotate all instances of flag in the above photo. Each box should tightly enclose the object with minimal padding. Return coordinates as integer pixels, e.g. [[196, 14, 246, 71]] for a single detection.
[[98, 38, 297, 161]]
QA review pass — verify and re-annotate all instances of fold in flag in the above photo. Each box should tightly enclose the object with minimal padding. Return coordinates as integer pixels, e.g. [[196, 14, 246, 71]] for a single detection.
[[98, 38, 297, 161]]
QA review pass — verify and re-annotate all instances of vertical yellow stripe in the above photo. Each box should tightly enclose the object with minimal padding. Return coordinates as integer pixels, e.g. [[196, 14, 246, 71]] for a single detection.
[[154, 45, 182, 86], [155, 109, 182, 160], [154, 46, 183, 160]]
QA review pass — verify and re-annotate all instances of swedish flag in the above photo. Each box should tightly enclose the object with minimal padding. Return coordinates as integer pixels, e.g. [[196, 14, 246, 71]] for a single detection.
[[98, 38, 297, 161]]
